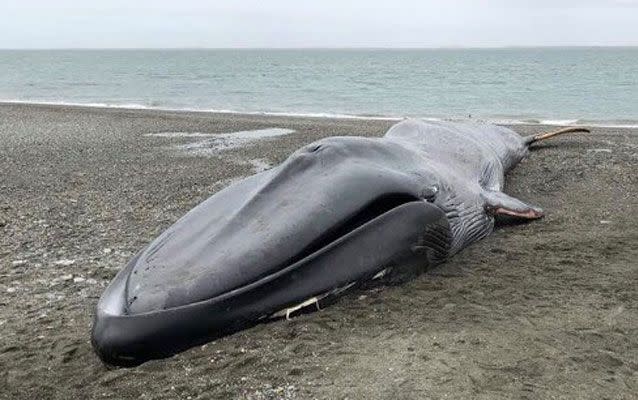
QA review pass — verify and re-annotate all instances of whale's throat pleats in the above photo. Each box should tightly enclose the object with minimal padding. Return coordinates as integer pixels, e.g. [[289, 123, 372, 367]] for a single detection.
[[438, 194, 493, 254]]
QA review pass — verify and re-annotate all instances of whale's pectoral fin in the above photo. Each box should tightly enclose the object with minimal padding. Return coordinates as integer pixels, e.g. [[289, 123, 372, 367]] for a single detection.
[[482, 190, 544, 220]]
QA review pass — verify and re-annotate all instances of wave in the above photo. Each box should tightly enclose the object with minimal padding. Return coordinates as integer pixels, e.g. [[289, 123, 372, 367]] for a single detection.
[[0, 99, 402, 121], [2, 99, 638, 128]]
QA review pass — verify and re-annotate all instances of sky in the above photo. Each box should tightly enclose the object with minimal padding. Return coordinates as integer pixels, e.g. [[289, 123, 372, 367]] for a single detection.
[[2, 0, 638, 49]]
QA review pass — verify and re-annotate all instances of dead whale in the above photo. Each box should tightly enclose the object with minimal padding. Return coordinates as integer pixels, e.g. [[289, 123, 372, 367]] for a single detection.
[[91, 120, 589, 365]]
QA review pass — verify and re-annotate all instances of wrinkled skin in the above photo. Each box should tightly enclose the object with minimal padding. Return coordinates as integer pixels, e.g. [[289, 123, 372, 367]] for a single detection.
[[92, 119, 542, 365]]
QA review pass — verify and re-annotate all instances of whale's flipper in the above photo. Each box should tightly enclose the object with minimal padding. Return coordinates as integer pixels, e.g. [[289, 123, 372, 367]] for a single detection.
[[482, 190, 544, 220], [524, 126, 590, 146]]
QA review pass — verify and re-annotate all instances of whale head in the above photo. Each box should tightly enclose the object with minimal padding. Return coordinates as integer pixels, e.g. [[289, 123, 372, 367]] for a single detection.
[[92, 136, 451, 365]]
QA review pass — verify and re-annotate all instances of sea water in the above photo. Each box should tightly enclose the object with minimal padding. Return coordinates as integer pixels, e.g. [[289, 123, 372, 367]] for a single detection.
[[1, 48, 636, 126]]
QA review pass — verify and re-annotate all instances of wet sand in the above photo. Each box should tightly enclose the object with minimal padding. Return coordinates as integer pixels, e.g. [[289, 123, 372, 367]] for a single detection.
[[1, 103, 637, 399]]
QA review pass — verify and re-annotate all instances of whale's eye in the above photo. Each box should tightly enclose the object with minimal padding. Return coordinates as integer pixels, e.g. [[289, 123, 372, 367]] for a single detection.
[[420, 185, 439, 202]]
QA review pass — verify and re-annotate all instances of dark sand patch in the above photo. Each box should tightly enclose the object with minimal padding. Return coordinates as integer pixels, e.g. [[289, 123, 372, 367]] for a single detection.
[[0, 103, 636, 399]]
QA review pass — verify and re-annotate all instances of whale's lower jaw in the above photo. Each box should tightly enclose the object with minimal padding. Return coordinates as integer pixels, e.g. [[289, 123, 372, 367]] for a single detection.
[[91, 201, 450, 366]]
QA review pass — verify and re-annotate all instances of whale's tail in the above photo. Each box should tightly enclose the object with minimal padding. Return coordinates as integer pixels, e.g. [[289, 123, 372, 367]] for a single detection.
[[524, 126, 590, 146]]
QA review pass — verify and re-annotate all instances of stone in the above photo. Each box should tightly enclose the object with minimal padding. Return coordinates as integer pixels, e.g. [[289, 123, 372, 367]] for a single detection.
[[54, 259, 76, 266]]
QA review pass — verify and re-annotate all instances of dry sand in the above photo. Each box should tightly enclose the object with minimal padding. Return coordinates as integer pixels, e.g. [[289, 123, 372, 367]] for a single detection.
[[0, 103, 637, 399]]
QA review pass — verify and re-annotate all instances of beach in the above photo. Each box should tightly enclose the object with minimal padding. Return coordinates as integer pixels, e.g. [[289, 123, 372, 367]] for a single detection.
[[1, 102, 637, 399]]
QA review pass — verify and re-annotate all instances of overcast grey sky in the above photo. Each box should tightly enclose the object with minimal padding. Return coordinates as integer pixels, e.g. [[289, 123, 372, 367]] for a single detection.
[[2, 0, 638, 49]]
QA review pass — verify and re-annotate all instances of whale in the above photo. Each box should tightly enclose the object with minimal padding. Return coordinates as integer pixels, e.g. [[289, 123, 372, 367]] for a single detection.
[[91, 119, 588, 365]]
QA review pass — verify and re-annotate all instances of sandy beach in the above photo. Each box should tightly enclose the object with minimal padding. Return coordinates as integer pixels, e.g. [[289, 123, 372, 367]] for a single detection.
[[1, 102, 637, 399]]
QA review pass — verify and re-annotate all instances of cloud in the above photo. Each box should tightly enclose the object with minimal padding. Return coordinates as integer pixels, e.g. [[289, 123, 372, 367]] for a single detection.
[[1, 1, 636, 48]]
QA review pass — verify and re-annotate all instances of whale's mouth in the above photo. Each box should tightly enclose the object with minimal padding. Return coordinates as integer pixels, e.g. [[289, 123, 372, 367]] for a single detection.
[[278, 193, 422, 270], [124, 189, 426, 314], [203, 192, 427, 305], [93, 191, 449, 366]]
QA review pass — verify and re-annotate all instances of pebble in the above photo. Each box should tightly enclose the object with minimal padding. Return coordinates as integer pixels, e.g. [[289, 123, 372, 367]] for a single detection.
[[11, 260, 27, 267], [60, 274, 73, 281], [103, 248, 112, 254], [587, 148, 612, 154], [73, 277, 85, 283], [6, 287, 16, 293], [54, 259, 76, 266]]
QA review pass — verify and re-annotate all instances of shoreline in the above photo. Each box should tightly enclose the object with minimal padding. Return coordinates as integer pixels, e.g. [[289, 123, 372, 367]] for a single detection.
[[2, 99, 637, 129]]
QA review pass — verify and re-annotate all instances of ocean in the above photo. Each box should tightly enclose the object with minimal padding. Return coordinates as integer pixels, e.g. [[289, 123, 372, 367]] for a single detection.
[[1, 48, 636, 126]]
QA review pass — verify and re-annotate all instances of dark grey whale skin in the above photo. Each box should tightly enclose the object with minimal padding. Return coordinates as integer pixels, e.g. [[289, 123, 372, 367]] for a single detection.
[[92, 119, 538, 365]]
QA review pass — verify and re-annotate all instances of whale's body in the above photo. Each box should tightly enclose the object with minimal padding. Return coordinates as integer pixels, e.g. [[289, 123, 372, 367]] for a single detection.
[[92, 119, 580, 365]]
